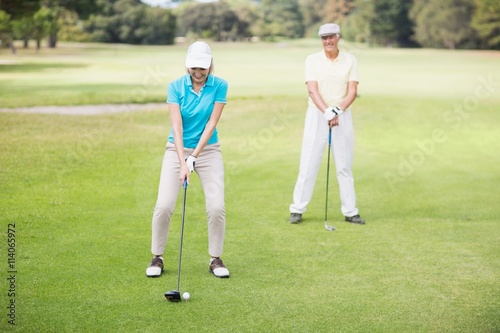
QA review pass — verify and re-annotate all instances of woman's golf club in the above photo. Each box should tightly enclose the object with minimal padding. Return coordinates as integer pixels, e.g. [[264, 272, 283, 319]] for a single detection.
[[165, 179, 188, 302], [325, 128, 336, 231]]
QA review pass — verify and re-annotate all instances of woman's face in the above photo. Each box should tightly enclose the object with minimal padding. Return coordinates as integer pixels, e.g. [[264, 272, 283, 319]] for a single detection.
[[188, 67, 210, 84]]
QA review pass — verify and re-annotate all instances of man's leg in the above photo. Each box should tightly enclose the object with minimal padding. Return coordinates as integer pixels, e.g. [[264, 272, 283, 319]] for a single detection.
[[290, 107, 329, 215], [331, 111, 358, 217]]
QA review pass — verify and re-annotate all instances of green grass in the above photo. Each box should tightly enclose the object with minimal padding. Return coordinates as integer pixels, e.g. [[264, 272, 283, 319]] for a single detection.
[[0, 42, 499, 332], [2, 40, 499, 107]]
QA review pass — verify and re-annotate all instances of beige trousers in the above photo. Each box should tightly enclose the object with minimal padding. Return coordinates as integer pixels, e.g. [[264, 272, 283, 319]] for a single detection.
[[151, 142, 225, 257]]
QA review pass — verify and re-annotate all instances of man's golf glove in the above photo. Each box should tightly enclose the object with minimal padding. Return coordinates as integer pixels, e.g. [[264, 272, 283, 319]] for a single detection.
[[185, 155, 196, 173], [323, 106, 344, 121]]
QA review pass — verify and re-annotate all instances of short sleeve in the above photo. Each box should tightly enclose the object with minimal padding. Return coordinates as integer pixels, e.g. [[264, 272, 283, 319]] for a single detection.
[[304, 55, 316, 83], [348, 55, 359, 82], [167, 81, 180, 104], [214, 79, 228, 104]]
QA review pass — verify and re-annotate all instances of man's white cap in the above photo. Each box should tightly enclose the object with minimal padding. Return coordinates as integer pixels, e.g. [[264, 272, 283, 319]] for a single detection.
[[185, 41, 212, 68], [318, 23, 340, 36]]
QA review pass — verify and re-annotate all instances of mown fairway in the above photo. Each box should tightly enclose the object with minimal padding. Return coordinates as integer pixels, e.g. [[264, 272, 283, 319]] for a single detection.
[[0, 41, 499, 332]]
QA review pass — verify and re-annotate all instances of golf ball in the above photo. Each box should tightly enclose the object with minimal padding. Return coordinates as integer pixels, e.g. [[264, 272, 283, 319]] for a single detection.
[[182, 292, 190, 301]]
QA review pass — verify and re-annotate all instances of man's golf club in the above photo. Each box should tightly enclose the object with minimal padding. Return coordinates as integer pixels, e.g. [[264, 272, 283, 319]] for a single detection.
[[325, 128, 336, 231], [165, 179, 188, 302]]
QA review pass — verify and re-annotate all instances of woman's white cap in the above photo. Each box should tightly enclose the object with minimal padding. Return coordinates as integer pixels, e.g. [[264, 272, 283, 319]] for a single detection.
[[185, 41, 212, 69]]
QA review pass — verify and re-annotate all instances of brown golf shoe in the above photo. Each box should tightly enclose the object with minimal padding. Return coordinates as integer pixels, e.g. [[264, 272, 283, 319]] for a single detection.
[[209, 257, 229, 278], [146, 256, 164, 277]]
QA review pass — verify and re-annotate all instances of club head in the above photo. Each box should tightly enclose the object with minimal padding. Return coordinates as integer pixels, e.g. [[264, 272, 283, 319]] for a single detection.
[[165, 290, 181, 302], [324, 223, 336, 231]]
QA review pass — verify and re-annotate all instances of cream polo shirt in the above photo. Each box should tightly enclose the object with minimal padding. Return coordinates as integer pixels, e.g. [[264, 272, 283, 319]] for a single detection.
[[305, 50, 359, 108]]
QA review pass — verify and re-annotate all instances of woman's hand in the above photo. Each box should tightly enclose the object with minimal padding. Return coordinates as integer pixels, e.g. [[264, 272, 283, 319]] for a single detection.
[[179, 165, 190, 184]]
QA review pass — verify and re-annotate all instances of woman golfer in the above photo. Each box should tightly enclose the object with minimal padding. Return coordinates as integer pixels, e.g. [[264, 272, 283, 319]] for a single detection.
[[146, 41, 229, 278]]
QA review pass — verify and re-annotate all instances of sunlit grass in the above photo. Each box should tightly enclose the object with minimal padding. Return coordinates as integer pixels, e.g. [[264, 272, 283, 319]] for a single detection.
[[1, 40, 499, 107]]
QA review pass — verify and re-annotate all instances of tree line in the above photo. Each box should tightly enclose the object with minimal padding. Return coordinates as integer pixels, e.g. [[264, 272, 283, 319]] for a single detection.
[[0, 0, 499, 52]]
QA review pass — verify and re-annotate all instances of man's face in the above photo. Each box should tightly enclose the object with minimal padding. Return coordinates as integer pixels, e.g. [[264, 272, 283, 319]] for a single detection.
[[321, 34, 339, 52]]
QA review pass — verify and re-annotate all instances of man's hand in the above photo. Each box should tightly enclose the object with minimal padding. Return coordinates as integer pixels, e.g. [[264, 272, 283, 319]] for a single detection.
[[332, 106, 343, 116], [185, 155, 197, 173], [323, 107, 336, 121], [329, 117, 340, 127], [323, 106, 344, 121]]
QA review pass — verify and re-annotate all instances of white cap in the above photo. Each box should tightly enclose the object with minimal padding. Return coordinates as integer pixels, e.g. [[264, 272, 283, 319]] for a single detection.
[[318, 23, 340, 36], [185, 41, 212, 69]]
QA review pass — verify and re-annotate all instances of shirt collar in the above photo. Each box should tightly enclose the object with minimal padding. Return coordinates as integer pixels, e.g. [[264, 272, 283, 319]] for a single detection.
[[321, 49, 344, 62], [185, 73, 214, 87]]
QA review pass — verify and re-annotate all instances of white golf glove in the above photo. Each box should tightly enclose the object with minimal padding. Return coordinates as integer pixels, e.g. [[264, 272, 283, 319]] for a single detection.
[[323, 106, 344, 121], [185, 155, 197, 173]]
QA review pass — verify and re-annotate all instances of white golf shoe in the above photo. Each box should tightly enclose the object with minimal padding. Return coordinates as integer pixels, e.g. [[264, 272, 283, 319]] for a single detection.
[[209, 257, 229, 278], [146, 256, 164, 278]]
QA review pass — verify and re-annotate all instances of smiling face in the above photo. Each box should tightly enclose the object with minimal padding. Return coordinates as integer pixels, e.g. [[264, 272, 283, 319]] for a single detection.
[[321, 34, 340, 53], [187, 67, 210, 85]]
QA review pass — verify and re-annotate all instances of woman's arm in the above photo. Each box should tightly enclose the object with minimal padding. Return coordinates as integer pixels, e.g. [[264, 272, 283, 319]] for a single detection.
[[191, 102, 225, 158], [168, 103, 191, 183]]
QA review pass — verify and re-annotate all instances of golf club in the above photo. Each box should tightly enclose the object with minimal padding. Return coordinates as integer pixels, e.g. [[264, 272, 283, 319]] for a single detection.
[[165, 179, 188, 302], [325, 127, 336, 231]]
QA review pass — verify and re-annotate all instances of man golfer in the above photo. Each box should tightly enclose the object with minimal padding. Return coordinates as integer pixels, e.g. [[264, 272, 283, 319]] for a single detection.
[[288, 23, 365, 225]]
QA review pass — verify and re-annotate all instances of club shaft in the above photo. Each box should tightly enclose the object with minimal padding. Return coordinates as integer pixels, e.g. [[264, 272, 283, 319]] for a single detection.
[[325, 128, 331, 224], [176, 179, 188, 292]]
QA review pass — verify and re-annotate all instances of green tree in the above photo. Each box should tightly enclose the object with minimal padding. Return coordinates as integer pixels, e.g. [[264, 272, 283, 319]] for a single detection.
[[370, 0, 414, 46], [410, 0, 476, 49], [115, 2, 148, 44], [0, 0, 41, 19], [40, 0, 98, 18], [84, 0, 126, 43], [299, 0, 328, 36], [177, 1, 244, 41], [323, 0, 355, 25], [60, 0, 97, 19], [3, 1, 98, 49], [32, 6, 52, 49], [140, 7, 176, 44], [85, 0, 176, 44], [45, 6, 60, 47], [298, 0, 356, 38], [226, 0, 259, 40], [343, 0, 373, 43], [2, 0, 96, 18], [1, 0, 41, 50], [254, 0, 304, 40], [0, 9, 16, 53], [12, 16, 34, 48], [57, 8, 91, 42], [471, 0, 500, 49]]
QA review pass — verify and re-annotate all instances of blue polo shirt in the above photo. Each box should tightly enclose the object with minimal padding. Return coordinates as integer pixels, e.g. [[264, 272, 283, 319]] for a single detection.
[[167, 74, 228, 148]]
